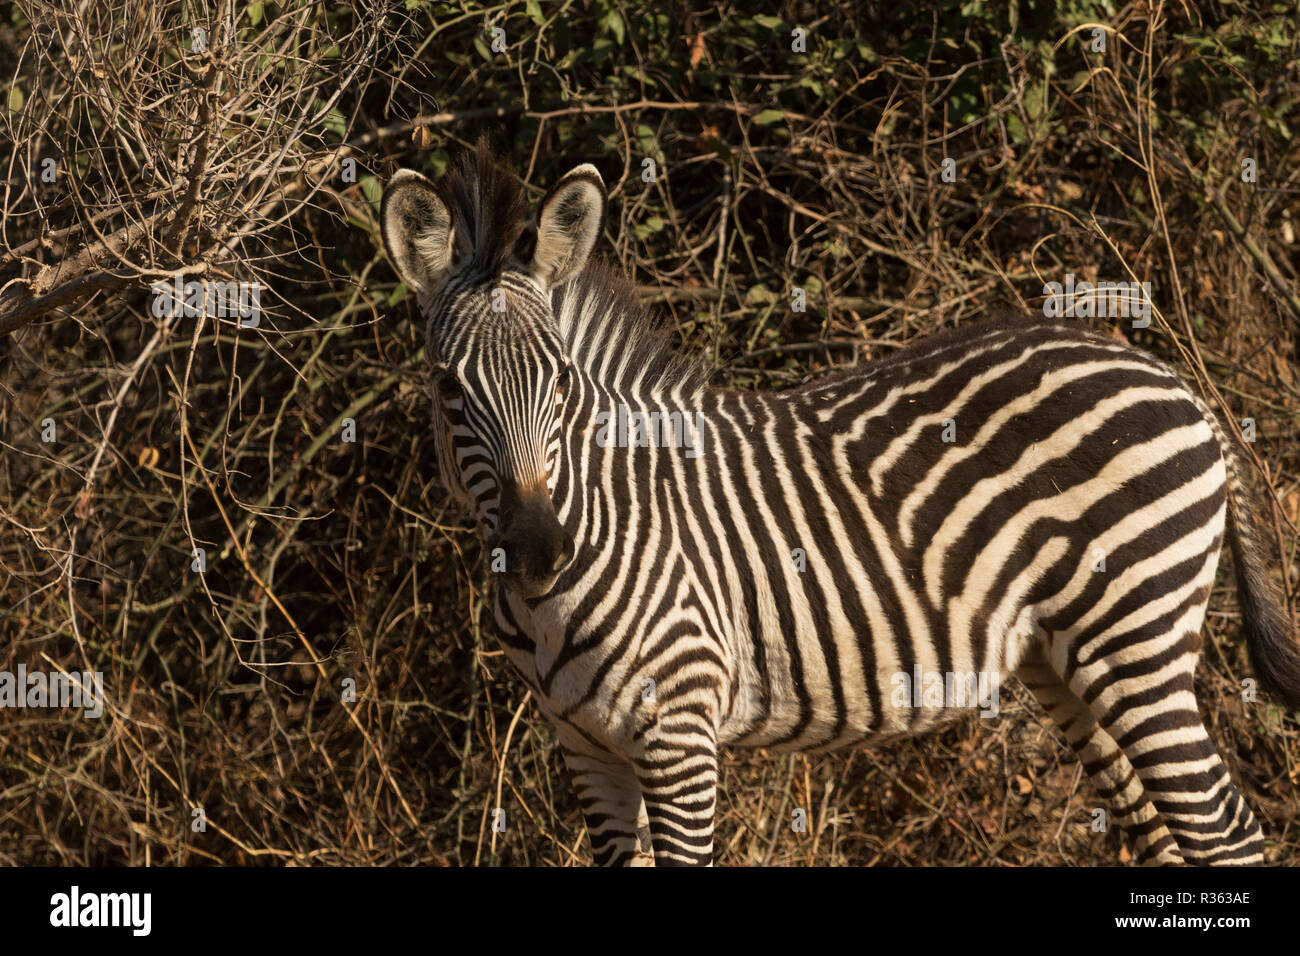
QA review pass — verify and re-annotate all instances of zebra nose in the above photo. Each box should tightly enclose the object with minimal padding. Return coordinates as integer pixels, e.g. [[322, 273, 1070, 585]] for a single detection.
[[552, 540, 573, 571], [492, 498, 572, 593]]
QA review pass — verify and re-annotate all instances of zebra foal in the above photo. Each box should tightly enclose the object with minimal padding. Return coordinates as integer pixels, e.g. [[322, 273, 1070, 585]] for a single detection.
[[381, 143, 1300, 866]]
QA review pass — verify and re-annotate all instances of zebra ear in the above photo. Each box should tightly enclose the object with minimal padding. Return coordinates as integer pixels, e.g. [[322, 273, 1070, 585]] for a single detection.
[[530, 164, 605, 288], [381, 169, 455, 296]]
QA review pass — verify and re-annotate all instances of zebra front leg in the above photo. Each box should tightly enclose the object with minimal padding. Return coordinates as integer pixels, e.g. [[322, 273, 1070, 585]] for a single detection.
[[561, 744, 651, 866], [633, 718, 720, 866]]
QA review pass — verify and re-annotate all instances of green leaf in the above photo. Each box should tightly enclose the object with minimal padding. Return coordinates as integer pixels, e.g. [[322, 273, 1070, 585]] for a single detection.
[[7, 85, 22, 113], [949, 90, 978, 124], [360, 175, 381, 209], [796, 75, 824, 97], [525, 0, 544, 25], [635, 123, 657, 154], [323, 108, 347, 139], [1007, 113, 1026, 144], [248, 2, 263, 27], [633, 215, 666, 241], [1024, 80, 1047, 120], [754, 109, 785, 126], [602, 9, 625, 45]]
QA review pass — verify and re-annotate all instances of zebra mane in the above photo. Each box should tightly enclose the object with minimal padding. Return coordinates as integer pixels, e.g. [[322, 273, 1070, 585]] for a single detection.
[[439, 139, 526, 281], [555, 259, 712, 397]]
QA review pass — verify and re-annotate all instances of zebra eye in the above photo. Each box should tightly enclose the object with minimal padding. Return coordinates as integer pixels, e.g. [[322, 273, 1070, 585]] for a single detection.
[[435, 370, 462, 401], [555, 364, 572, 400]]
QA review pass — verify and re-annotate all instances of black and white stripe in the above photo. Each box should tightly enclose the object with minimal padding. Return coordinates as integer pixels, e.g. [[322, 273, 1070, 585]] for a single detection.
[[382, 145, 1300, 866]]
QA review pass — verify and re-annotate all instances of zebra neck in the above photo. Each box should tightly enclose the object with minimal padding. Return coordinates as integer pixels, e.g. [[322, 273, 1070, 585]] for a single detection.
[[550, 382, 709, 537], [554, 263, 710, 401]]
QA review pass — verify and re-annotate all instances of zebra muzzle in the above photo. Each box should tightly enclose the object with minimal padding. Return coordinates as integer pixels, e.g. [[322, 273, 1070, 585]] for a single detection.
[[489, 486, 573, 598]]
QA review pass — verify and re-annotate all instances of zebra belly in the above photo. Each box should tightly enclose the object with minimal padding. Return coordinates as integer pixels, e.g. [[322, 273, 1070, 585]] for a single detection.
[[718, 602, 1031, 753]]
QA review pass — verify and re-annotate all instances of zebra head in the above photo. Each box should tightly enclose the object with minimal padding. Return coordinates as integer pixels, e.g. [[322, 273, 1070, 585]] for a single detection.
[[380, 147, 606, 598]]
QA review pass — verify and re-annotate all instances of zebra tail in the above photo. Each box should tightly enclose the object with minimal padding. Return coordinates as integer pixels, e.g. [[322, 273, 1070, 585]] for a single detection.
[[1202, 397, 1300, 710]]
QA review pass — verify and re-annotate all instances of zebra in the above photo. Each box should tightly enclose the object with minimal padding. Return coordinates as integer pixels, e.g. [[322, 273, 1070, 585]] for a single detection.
[[380, 142, 1300, 866]]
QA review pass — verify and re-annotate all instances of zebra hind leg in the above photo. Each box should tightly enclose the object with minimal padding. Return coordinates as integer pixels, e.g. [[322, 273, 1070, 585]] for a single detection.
[[1016, 653, 1183, 864], [1057, 616, 1265, 865]]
